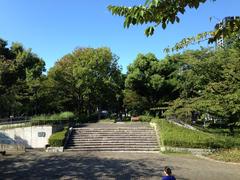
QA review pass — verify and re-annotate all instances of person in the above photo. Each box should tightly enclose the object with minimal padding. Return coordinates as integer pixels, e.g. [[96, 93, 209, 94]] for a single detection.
[[162, 166, 176, 180]]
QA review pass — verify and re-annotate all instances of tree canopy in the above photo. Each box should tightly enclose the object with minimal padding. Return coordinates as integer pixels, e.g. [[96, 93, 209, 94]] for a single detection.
[[47, 47, 123, 116], [124, 52, 183, 114], [0, 38, 45, 117]]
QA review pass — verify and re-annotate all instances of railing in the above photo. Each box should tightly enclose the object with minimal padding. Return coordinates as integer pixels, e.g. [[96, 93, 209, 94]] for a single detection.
[[0, 117, 30, 125], [64, 127, 73, 149], [0, 118, 74, 128]]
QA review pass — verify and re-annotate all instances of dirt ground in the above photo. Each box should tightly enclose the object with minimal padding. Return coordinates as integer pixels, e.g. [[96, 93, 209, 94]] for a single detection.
[[0, 151, 239, 180]]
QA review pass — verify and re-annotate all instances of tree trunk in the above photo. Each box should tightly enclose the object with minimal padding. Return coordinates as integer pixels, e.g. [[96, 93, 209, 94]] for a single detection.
[[229, 125, 234, 136]]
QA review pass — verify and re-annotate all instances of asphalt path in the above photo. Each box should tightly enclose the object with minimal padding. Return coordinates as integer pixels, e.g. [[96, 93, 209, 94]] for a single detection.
[[1, 151, 239, 180]]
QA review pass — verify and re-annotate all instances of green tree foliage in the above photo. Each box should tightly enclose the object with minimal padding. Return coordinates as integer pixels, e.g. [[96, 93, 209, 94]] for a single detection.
[[47, 47, 123, 117], [123, 89, 149, 115], [108, 0, 207, 36], [0, 38, 45, 117], [124, 53, 183, 114], [166, 47, 240, 133], [108, 0, 240, 52], [165, 18, 240, 52]]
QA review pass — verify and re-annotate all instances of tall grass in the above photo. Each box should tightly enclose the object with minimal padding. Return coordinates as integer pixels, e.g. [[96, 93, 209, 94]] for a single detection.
[[31, 112, 75, 125], [207, 148, 240, 162], [154, 119, 240, 149]]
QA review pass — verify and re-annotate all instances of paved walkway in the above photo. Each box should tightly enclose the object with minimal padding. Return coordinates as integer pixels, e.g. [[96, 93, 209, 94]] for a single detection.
[[1, 151, 240, 179]]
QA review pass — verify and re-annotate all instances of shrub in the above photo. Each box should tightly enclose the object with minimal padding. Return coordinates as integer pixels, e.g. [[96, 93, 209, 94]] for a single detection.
[[139, 115, 153, 122], [123, 116, 131, 121], [75, 114, 88, 123], [59, 112, 75, 120], [31, 112, 75, 125], [48, 128, 68, 147]]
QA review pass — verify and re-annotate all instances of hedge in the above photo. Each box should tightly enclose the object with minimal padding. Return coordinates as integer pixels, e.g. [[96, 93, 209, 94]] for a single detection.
[[48, 128, 68, 147]]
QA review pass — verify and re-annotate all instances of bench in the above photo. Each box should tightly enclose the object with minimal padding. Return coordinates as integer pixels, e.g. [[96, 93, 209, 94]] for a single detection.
[[131, 116, 140, 121]]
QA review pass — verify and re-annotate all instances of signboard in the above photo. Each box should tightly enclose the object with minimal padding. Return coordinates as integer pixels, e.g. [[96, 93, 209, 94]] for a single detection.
[[38, 132, 46, 137]]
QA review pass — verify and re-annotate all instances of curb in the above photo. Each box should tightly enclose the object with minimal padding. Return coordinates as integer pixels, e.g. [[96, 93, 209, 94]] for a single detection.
[[196, 154, 240, 165]]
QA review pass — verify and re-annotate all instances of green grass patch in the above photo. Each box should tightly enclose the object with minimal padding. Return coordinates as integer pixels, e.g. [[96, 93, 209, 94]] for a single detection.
[[48, 127, 68, 147], [98, 118, 115, 123], [154, 118, 240, 149], [31, 112, 75, 125], [207, 149, 240, 163], [139, 115, 153, 122], [199, 127, 240, 137]]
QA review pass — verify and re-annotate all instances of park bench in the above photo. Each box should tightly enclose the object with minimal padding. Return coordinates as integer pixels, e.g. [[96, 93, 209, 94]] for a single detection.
[[131, 116, 140, 121]]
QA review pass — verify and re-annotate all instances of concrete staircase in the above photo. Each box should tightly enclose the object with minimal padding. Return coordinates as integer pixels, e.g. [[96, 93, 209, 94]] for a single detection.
[[65, 123, 159, 152]]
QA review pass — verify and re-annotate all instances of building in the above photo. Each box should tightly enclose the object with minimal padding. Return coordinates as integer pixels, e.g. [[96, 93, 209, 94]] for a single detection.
[[214, 16, 240, 47]]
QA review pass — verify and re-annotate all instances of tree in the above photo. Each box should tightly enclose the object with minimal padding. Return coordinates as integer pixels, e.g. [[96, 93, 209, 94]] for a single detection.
[[47, 47, 123, 118], [166, 47, 240, 134], [124, 53, 182, 114], [0, 38, 45, 117], [123, 89, 149, 115]]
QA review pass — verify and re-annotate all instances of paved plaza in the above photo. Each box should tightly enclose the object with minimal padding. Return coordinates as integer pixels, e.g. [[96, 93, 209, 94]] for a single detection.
[[1, 151, 240, 179]]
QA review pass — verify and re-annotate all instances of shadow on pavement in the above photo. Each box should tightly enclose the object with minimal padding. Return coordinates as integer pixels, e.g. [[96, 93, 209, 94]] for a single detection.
[[0, 152, 188, 180]]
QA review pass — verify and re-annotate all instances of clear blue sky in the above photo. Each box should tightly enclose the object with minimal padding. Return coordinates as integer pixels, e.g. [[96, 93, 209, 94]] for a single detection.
[[0, 0, 239, 73]]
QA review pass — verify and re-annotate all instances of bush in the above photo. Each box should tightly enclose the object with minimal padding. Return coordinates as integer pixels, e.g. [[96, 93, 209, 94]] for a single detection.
[[31, 111, 75, 125], [87, 113, 98, 122], [48, 128, 68, 147], [123, 116, 131, 121], [75, 114, 88, 123], [59, 111, 75, 120], [154, 118, 240, 149], [139, 115, 153, 122]]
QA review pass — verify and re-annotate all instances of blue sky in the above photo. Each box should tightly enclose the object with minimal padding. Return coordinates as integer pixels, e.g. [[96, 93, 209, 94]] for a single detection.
[[0, 0, 239, 73]]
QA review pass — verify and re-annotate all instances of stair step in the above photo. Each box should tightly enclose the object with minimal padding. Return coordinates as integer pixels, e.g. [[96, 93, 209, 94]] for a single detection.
[[65, 148, 159, 151], [66, 144, 157, 148], [71, 138, 157, 141], [68, 140, 157, 143], [68, 142, 158, 146], [66, 124, 159, 152], [73, 131, 154, 134], [74, 131, 155, 134], [72, 135, 155, 139], [73, 126, 153, 131], [72, 134, 156, 136]]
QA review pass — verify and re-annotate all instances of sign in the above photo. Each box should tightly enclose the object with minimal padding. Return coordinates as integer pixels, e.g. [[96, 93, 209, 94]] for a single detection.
[[38, 132, 46, 137]]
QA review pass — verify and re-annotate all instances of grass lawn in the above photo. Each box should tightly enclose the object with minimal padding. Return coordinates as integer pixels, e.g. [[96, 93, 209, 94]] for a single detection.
[[207, 149, 240, 163], [197, 127, 240, 137], [153, 118, 240, 149], [98, 118, 115, 123]]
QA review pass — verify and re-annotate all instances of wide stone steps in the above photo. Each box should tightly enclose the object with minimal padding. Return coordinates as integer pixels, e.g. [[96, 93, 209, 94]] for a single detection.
[[71, 138, 157, 141], [71, 135, 155, 138], [73, 131, 155, 134], [68, 142, 158, 145], [65, 123, 159, 152], [66, 147, 159, 151], [68, 140, 157, 143]]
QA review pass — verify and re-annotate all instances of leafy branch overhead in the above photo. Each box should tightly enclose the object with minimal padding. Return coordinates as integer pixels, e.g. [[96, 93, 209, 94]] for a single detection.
[[108, 0, 240, 51], [165, 17, 240, 52], [108, 0, 208, 36]]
